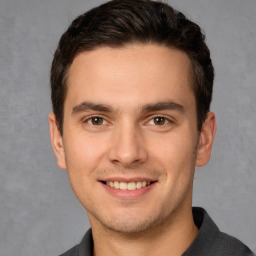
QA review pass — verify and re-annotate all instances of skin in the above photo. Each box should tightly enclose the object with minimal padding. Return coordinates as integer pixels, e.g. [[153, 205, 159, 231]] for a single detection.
[[49, 44, 216, 256]]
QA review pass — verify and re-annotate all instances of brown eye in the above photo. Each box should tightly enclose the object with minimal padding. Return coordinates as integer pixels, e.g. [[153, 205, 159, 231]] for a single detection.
[[91, 117, 104, 125], [153, 117, 166, 125]]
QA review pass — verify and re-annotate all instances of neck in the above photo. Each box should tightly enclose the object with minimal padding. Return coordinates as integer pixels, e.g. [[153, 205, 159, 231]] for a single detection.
[[91, 206, 198, 256]]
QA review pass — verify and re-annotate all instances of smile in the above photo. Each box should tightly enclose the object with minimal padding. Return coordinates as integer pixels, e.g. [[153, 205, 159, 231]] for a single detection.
[[105, 181, 152, 190]]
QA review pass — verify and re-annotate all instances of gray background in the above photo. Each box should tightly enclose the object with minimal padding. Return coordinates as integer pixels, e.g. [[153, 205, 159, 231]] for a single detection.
[[0, 0, 255, 255]]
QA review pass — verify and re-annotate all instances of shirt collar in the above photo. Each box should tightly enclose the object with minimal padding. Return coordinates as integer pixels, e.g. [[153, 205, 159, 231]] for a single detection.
[[182, 207, 219, 255]]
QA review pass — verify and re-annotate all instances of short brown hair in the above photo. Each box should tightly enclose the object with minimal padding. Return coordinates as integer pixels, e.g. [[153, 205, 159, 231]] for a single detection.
[[51, 0, 214, 134]]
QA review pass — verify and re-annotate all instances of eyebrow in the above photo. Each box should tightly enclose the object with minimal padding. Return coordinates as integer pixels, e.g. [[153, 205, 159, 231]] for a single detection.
[[141, 101, 185, 113], [72, 102, 113, 114], [72, 100, 185, 115]]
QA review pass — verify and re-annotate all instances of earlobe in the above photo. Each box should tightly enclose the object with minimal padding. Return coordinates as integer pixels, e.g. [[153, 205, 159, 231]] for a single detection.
[[48, 112, 67, 169], [196, 112, 216, 167]]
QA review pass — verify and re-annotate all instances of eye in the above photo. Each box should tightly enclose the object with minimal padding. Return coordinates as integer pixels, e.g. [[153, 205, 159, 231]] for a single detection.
[[148, 116, 170, 126], [86, 116, 106, 125], [153, 117, 166, 125]]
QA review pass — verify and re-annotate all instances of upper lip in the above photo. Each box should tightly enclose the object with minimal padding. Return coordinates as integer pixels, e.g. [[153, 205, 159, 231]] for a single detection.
[[99, 177, 157, 183]]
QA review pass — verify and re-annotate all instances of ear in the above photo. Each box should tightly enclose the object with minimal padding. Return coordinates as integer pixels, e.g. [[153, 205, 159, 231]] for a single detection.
[[48, 112, 67, 169], [196, 112, 216, 167]]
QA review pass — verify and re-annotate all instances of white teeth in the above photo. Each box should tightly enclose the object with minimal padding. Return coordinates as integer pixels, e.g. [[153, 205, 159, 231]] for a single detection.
[[114, 181, 120, 189], [105, 181, 151, 190], [127, 182, 136, 190], [136, 181, 142, 189], [120, 182, 128, 190]]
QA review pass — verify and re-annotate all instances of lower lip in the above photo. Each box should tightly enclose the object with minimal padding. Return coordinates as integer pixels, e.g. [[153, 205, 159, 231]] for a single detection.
[[101, 182, 156, 200]]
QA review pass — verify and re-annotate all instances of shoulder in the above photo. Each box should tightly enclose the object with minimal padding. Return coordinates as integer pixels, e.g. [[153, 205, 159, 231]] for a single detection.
[[213, 231, 255, 256], [185, 208, 255, 256]]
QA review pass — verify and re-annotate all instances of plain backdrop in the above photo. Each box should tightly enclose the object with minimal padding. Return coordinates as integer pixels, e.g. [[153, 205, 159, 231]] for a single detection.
[[0, 0, 255, 255]]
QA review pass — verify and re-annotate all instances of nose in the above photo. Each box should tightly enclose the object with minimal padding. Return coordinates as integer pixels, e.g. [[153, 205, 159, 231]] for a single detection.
[[107, 121, 148, 168]]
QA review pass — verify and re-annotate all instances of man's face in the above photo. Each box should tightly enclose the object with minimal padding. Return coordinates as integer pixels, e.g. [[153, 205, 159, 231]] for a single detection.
[[50, 44, 214, 233]]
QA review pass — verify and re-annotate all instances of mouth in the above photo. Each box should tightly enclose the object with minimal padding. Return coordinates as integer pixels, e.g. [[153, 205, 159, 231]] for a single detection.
[[101, 180, 155, 191]]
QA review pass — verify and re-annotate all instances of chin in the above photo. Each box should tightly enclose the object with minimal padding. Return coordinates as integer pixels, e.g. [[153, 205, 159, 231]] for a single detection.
[[89, 209, 168, 235]]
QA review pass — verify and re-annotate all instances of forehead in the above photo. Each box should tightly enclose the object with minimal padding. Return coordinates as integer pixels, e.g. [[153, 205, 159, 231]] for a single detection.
[[66, 44, 195, 111]]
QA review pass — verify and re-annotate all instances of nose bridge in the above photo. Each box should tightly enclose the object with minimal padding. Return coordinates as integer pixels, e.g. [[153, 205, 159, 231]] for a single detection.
[[108, 118, 147, 167]]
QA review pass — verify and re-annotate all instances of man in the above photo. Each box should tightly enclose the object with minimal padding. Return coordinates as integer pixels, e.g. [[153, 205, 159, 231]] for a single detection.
[[49, 0, 254, 255]]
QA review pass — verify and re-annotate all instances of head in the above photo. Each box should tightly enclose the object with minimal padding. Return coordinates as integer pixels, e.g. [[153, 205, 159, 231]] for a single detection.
[[49, 0, 216, 235], [51, 0, 214, 135]]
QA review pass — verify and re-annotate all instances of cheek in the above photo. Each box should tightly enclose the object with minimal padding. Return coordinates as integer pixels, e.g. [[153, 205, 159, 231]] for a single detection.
[[151, 133, 196, 163], [149, 132, 197, 182], [63, 136, 108, 206], [64, 132, 108, 168], [63, 134, 110, 198]]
